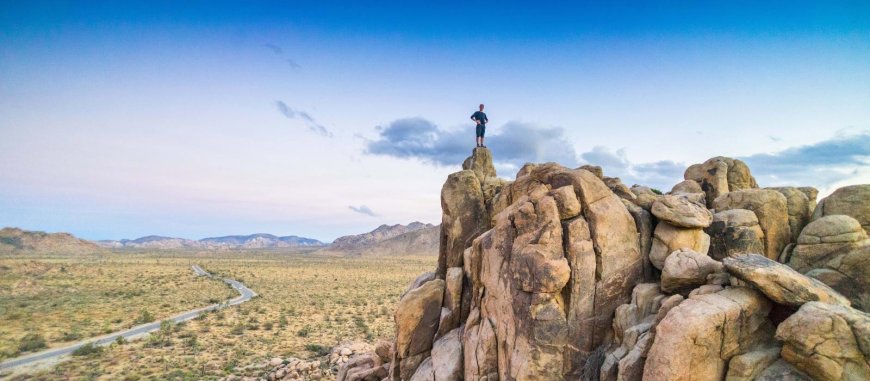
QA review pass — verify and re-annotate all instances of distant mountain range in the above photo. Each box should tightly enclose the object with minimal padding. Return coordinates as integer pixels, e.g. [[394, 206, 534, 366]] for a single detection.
[[317, 222, 439, 256], [2, 222, 439, 256], [97, 233, 324, 250]]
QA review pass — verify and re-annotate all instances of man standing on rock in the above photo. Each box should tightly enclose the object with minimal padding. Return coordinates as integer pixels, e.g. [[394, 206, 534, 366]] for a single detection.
[[471, 104, 488, 148]]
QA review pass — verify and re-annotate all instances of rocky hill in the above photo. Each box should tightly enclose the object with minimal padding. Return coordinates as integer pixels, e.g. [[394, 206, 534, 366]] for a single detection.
[[317, 222, 438, 256], [0, 227, 106, 255], [337, 148, 870, 381], [98, 234, 325, 250]]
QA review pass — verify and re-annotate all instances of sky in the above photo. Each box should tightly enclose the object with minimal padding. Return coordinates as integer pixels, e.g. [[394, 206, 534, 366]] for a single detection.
[[1, 1, 869, 242]]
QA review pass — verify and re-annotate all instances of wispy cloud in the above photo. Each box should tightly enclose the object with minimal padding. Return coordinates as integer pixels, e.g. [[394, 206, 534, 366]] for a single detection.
[[263, 43, 283, 55], [349, 205, 377, 217], [275, 101, 333, 137], [263, 43, 301, 69]]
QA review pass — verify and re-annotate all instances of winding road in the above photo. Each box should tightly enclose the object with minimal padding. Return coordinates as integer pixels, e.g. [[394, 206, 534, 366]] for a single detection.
[[0, 265, 256, 372]]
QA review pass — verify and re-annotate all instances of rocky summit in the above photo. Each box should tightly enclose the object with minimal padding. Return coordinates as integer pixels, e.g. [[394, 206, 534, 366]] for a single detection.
[[336, 147, 870, 381]]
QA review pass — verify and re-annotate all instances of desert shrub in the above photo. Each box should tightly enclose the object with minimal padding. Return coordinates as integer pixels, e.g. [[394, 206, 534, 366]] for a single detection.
[[230, 324, 245, 336], [297, 325, 311, 337], [263, 322, 273, 331], [304, 344, 330, 357], [650, 188, 663, 195], [61, 331, 82, 341], [72, 342, 103, 357], [134, 309, 154, 324], [18, 333, 47, 353], [115, 335, 127, 345], [278, 316, 288, 327]]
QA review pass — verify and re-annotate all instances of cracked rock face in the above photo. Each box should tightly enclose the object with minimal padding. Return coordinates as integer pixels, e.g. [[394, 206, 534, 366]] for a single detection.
[[775, 302, 870, 381], [707, 209, 766, 261]]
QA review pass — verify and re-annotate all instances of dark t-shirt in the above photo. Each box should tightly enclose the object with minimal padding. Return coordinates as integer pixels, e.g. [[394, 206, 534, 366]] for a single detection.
[[471, 111, 488, 126]]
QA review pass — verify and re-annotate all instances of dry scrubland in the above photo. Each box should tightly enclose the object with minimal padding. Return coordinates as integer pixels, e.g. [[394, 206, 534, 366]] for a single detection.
[[0, 255, 236, 360], [2, 251, 435, 380]]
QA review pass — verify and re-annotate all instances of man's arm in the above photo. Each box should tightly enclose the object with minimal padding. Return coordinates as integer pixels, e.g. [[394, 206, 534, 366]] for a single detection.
[[471, 112, 480, 124]]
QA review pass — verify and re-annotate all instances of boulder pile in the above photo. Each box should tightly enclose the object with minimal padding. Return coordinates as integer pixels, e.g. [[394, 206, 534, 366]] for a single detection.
[[339, 148, 870, 381]]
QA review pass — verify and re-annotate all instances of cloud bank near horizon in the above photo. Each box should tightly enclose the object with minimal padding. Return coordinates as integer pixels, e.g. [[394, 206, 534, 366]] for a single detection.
[[365, 118, 869, 193]]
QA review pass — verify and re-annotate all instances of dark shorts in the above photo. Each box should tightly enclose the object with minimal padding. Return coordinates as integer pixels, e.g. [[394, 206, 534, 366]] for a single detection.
[[476, 124, 486, 138]]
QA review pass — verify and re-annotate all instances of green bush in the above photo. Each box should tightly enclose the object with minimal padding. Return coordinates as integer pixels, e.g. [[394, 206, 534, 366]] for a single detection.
[[296, 325, 311, 337], [304, 344, 330, 357], [133, 309, 154, 324], [72, 342, 103, 357], [18, 333, 47, 353]]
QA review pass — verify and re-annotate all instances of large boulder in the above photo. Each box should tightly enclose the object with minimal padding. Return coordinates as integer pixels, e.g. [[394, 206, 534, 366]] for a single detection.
[[707, 209, 766, 261], [393, 279, 445, 379], [661, 249, 724, 294], [438, 170, 487, 277], [713, 189, 791, 260], [789, 215, 870, 311], [768, 186, 816, 242], [643, 287, 774, 381], [776, 302, 870, 381], [723, 253, 851, 307], [684, 156, 758, 208], [649, 222, 710, 270], [811, 184, 870, 235], [651, 195, 713, 228], [431, 327, 463, 381]]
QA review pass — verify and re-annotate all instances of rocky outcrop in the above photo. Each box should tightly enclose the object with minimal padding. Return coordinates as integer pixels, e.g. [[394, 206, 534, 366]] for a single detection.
[[381, 149, 870, 381], [789, 215, 870, 311], [712, 189, 791, 260], [776, 302, 870, 381], [811, 184, 870, 235], [684, 157, 758, 208], [643, 287, 774, 381], [322, 223, 438, 256], [707, 209, 765, 261], [723, 253, 851, 307]]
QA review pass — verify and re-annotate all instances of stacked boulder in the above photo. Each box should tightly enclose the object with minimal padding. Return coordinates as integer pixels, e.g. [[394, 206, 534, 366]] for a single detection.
[[339, 149, 870, 381]]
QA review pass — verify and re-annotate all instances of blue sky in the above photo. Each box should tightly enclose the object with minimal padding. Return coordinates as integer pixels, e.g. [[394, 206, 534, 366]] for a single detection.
[[1, 2, 869, 241]]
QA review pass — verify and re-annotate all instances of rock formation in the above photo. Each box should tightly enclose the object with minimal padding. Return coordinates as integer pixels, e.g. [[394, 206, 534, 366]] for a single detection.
[[338, 149, 870, 381]]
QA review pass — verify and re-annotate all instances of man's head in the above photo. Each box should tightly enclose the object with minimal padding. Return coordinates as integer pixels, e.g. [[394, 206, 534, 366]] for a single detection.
[[479, 104, 485, 111]]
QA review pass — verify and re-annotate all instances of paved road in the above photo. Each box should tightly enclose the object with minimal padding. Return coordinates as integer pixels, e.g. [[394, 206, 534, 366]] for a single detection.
[[0, 265, 256, 372]]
